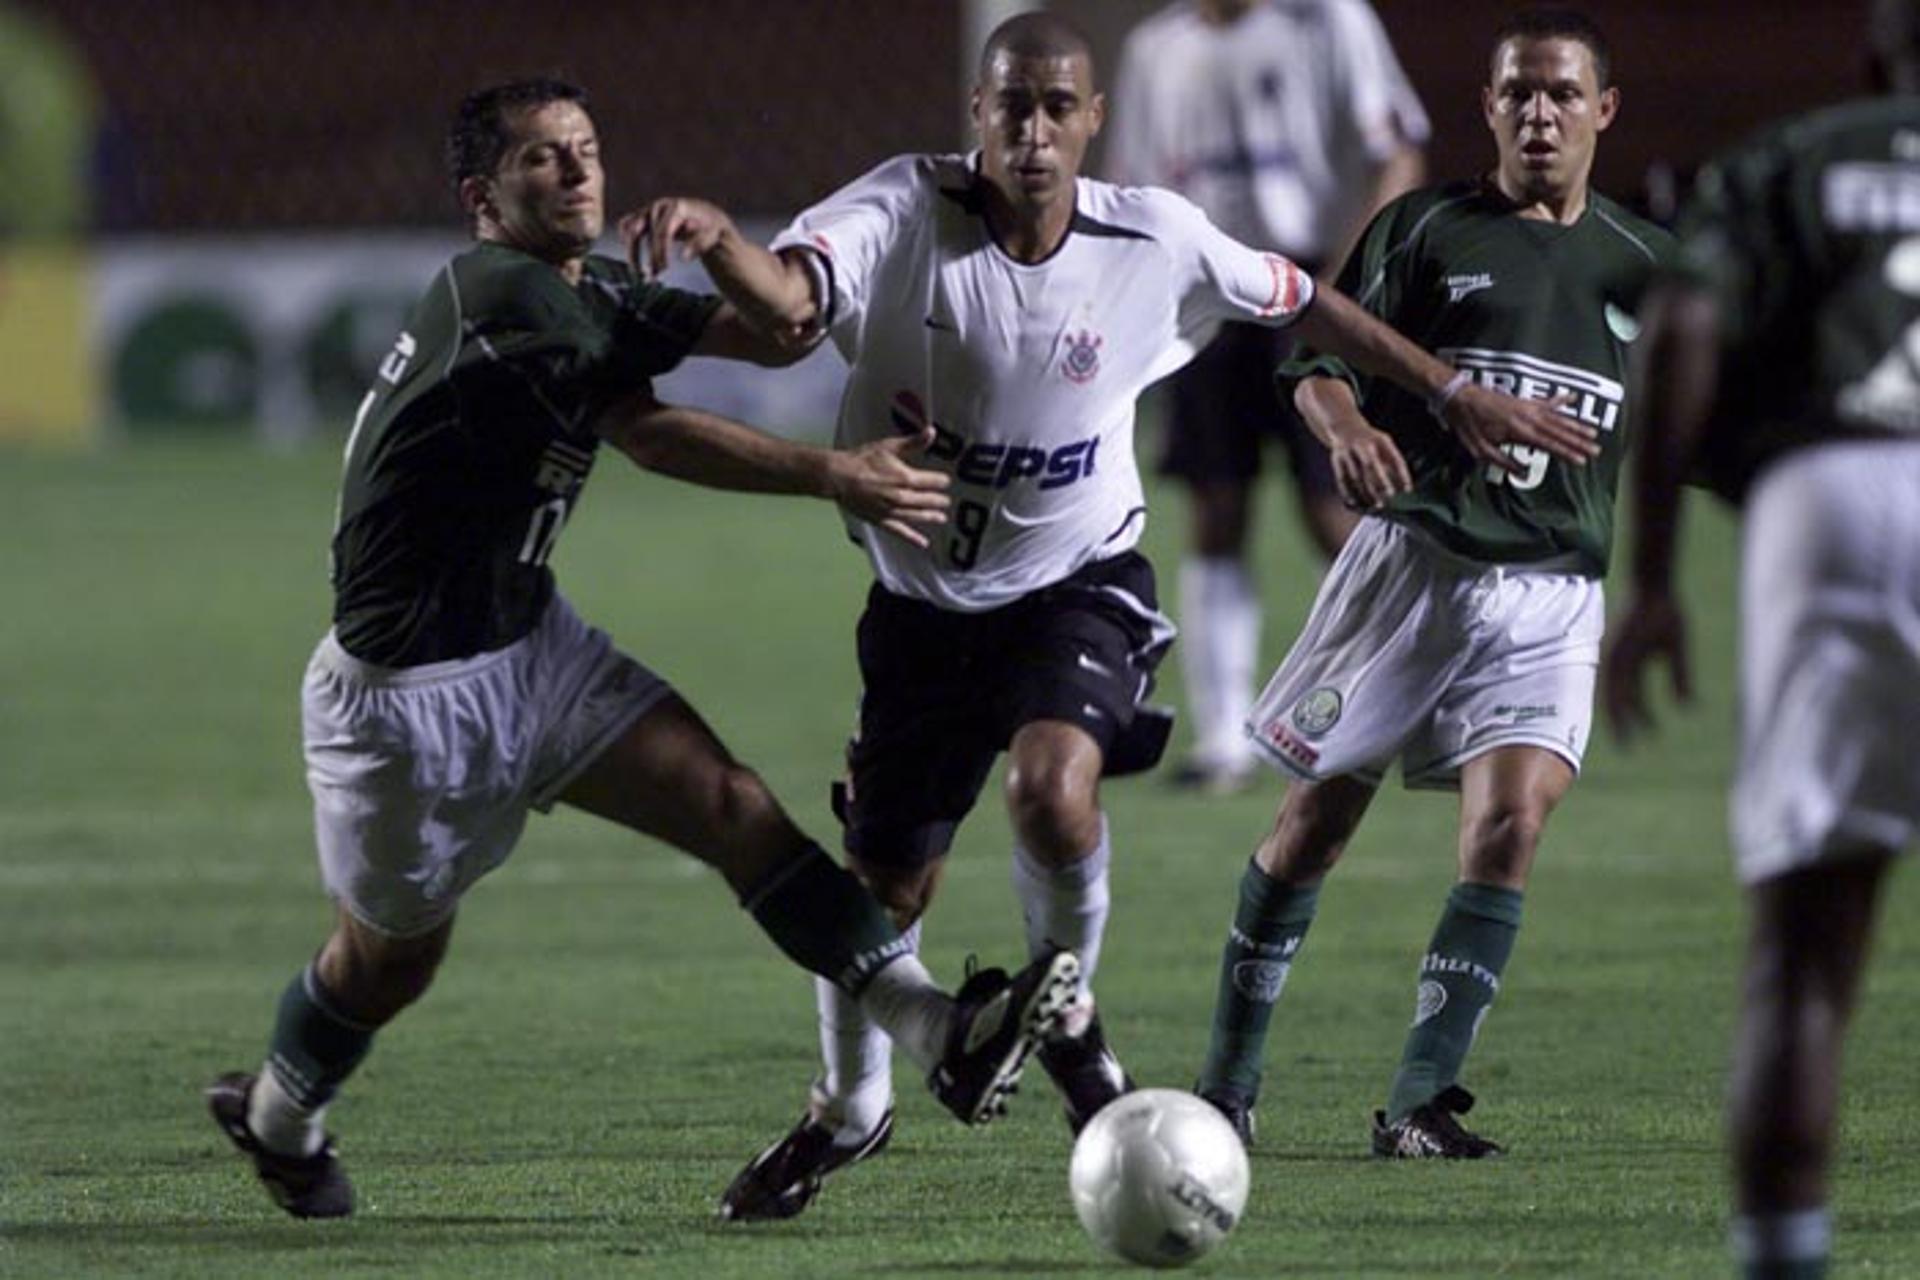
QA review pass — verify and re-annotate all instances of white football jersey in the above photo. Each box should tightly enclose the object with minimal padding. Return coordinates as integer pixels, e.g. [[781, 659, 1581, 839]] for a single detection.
[[1106, 0, 1428, 263], [772, 153, 1314, 611]]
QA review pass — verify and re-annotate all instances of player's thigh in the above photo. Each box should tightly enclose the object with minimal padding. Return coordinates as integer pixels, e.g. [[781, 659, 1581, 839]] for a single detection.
[[1733, 445, 1920, 883], [1247, 518, 1466, 782], [843, 588, 999, 869], [304, 636, 536, 940], [1401, 569, 1603, 789], [556, 692, 798, 872], [999, 551, 1175, 771]]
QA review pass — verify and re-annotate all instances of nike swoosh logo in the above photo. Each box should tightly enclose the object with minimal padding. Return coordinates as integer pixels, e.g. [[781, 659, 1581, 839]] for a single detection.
[[924, 316, 956, 332], [1075, 652, 1115, 678], [961, 989, 1011, 1054]]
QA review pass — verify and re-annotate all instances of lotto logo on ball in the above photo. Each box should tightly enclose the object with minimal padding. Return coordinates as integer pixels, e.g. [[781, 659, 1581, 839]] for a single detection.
[[1068, 1088, 1250, 1268]]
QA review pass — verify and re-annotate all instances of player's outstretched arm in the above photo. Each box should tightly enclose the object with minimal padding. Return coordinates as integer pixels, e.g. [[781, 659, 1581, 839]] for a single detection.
[[619, 197, 822, 357], [1291, 285, 1601, 469], [1294, 376, 1412, 509], [597, 392, 951, 547], [1602, 282, 1719, 743]]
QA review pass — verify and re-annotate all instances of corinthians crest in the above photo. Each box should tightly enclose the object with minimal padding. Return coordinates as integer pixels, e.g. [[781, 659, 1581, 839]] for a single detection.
[[1061, 329, 1103, 384]]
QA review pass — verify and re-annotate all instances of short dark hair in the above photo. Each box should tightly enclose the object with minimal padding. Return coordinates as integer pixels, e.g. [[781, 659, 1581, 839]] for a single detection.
[[446, 77, 588, 188], [1491, 8, 1612, 90], [977, 11, 1095, 84]]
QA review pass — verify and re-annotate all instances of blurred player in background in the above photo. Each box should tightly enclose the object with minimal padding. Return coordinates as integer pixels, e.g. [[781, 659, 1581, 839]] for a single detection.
[[1106, 0, 1428, 792], [1194, 8, 1668, 1158], [628, 12, 1595, 1220], [1605, 1, 1920, 1273], [203, 77, 1083, 1221]]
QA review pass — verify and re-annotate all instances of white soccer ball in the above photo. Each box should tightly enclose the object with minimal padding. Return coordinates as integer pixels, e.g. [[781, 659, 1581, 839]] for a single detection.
[[1068, 1087, 1251, 1268]]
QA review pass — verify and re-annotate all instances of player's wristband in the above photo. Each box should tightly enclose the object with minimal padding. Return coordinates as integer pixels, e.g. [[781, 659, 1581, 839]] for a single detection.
[[1427, 370, 1472, 424]]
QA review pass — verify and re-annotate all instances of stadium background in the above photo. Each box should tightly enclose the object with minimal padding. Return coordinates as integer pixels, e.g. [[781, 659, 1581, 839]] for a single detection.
[[0, 0, 1873, 445]]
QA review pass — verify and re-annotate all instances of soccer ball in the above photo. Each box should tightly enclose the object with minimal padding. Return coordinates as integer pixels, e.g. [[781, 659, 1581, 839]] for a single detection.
[[1068, 1088, 1250, 1268]]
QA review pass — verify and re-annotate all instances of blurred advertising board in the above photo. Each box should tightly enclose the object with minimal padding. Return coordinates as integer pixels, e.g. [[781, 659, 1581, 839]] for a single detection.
[[0, 243, 96, 444], [85, 224, 846, 445]]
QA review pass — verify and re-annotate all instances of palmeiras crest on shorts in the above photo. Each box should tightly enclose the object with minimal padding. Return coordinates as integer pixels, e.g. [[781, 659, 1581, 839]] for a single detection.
[[1291, 686, 1342, 737], [1061, 329, 1103, 384]]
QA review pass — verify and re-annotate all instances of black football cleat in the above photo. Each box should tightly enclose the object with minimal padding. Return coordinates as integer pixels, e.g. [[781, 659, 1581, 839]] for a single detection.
[[1037, 1012, 1134, 1134], [205, 1072, 355, 1218], [717, 1109, 894, 1222], [929, 948, 1080, 1125], [1197, 1085, 1256, 1149], [1371, 1084, 1503, 1159]]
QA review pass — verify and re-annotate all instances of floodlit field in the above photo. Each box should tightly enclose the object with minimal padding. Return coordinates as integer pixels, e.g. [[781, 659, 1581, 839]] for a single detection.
[[4, 435, 1916, 1278]]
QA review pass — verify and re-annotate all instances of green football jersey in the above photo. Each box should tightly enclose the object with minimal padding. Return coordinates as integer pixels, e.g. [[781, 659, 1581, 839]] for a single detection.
[[1285, 180, 1672, 576], [330, 241, 719, 666], [1676, 95, 1920, 503]]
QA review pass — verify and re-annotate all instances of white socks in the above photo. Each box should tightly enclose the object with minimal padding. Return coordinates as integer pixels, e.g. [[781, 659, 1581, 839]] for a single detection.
[[1179, 556, 1261, 771], [829, 922, 929, 1143], [1011, 819, 1111, 1037], [248, 1063, 326, 1157], [1731, 1208, 1830, 1275]]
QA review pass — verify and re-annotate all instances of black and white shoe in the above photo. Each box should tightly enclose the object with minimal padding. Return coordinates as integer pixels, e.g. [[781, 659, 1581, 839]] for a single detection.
[[1198, 1085, 1256, 1149], [1370, 1085, 1503, 1159], [205, 1072, 355, 1218], [929, 948, 1080, 1125], [717, 1110, 894, 1222], [1038, 1012, 1134, 1134]]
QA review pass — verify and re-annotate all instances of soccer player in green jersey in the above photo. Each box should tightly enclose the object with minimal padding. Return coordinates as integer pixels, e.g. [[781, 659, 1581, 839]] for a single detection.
[[1193, 8, 1672, 1157], [203, 78, 1086, 1220], [1606, 2, 1920, 1273]]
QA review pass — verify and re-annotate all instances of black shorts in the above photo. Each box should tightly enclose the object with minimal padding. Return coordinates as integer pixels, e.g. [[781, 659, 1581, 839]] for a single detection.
[[1158, 319, 1339, 497], [842, 552, 1173, 868]]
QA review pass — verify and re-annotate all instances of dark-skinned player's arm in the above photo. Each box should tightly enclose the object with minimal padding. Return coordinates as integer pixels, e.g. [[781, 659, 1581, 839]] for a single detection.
[[1600, 282, 1720, 743], [618, 198, 822, 365], [1289, 284, 1601, 472], [594, 389, 949, 547]]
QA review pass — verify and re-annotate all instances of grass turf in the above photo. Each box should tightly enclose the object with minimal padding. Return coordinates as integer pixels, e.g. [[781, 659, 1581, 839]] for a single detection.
[[3, 435, 1916, 1278]]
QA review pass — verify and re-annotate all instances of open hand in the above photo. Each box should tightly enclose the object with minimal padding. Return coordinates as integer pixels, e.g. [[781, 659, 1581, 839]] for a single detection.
[[1445, 384, 1601, 473], [1601, 590, 1694, 744], [824, 427, 953, 547], [618, 197, 733, 280]]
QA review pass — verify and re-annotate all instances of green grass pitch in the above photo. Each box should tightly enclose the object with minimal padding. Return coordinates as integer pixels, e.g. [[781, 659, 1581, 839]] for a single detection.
[[4, 433, 1916, 1278]]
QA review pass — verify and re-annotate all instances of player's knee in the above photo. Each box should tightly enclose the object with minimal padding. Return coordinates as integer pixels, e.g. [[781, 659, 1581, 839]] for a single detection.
[[1461, 804, 1547, 884], [1265, 788, 1365, 877], [322, 931, 448, 1026], [1005, 766, 1098, 861]]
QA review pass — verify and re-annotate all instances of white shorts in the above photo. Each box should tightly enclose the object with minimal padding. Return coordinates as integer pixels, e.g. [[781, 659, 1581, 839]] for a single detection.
[[1247, 517, 1602, 789], [303, 593, 673, 936], [1732, 441, 1920, 885]]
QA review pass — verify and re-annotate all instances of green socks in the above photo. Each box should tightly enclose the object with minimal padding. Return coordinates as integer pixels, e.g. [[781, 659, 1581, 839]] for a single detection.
[[1384, 881, 1524, 1124], [266, 966, 376, 1110], [1196, 860, 1321, 1102], [743, 843, 909, 994]]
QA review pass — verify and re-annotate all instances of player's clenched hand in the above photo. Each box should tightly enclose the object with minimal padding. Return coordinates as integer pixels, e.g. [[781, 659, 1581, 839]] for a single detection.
[[1326, 419, 1413, 510], [1444, 384, 1600, 472], [1600, 590, 1694, 745], [618, 197, 734, 280], [824, 427, 953, 547]]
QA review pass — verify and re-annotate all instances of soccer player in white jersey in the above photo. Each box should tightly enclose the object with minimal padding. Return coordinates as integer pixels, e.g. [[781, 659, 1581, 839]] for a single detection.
[[1108, 0, 1429, 793], [625, 12, 1595, 1220], [1606, 2, 1920, 1273]]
